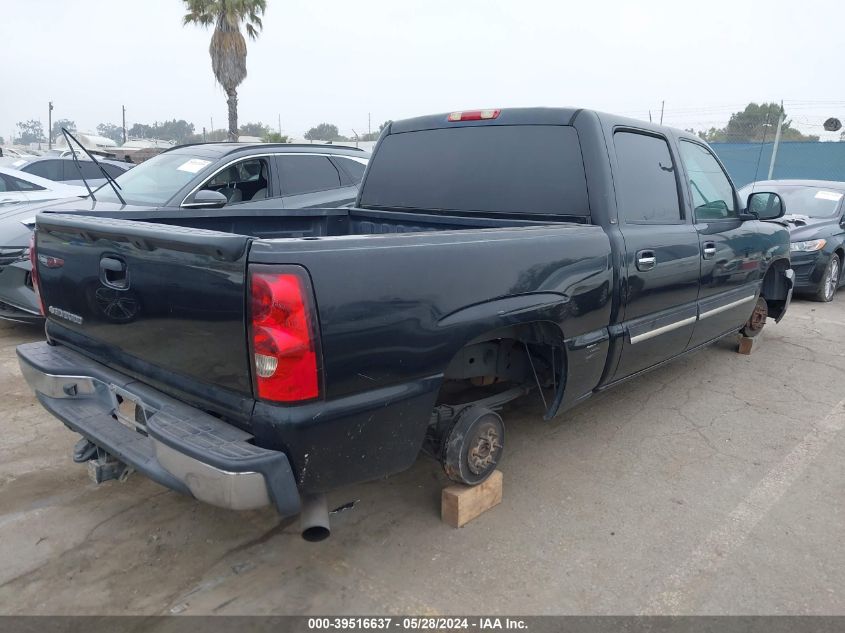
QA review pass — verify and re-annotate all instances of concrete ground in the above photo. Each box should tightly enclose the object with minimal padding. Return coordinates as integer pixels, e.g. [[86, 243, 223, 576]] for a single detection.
[[0, 299, 843, 615]]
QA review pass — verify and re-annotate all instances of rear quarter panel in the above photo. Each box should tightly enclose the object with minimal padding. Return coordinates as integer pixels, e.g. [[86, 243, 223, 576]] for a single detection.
[[249, 224, 613, 399]]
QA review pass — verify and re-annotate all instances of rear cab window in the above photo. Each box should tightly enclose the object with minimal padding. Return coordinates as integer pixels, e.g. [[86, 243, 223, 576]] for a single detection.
[[359, 125, 589, 216]]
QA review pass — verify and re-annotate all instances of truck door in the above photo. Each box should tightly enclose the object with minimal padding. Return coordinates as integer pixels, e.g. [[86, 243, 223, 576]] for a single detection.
[[611, 130, 702, 379], [677, 140, 761, 347]]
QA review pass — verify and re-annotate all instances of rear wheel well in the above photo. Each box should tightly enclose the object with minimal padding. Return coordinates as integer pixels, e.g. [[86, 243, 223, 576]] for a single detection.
[[439, 321, 566, 409], [424, 321, 567, 482]]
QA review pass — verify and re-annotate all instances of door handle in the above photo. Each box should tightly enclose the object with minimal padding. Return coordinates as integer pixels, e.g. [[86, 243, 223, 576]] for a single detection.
[[702, 242, 717, 259], [100, 256, 129, 289], [636, 249, 657, 271]]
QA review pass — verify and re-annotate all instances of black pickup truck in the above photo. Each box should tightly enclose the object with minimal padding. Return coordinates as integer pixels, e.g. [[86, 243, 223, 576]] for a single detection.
[[18, 108, 794, 540]]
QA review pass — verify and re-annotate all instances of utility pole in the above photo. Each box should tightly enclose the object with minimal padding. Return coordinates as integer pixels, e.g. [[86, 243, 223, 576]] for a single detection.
[[202, 126, 207, 143], [648, 110, 652, 123], [368, 112, 371, 138], [659, 100, 665, 125], [210, 116, 214, 136], [278, 114, 282, 136], [48, 101, 53, 149], [122, 105, 127, 144], [767, 101, 784, 180]]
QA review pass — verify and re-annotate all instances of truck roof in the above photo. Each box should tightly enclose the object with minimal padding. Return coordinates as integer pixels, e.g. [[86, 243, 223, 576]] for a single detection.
[[389, 107, 686, 137]]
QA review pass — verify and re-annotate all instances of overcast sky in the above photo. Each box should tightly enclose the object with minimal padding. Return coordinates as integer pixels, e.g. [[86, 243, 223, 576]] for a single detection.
[[3, 0, 844, 142]]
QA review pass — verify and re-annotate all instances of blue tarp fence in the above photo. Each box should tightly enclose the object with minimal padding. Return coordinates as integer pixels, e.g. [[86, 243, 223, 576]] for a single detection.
[[710, 142, 845, 188]]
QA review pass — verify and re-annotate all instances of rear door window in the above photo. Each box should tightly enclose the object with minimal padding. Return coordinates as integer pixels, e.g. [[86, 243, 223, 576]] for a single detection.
[[277, 155, 341, 195], [613, 131, 682, 224], [360, 125, 589, 215]]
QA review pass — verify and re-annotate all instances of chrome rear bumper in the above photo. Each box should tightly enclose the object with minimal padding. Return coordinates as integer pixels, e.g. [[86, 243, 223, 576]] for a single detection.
[[17, 342, 301, 516]]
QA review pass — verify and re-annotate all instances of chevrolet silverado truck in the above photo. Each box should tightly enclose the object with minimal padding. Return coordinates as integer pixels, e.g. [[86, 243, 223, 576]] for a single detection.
[[18, 108, 794, 540]]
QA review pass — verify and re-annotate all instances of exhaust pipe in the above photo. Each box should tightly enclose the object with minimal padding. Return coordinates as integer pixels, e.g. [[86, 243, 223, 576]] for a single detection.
[[300, 493, 331, 542]]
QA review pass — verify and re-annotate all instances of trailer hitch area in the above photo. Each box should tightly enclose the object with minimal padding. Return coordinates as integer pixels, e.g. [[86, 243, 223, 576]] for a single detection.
[[73, 437, 133, 484]]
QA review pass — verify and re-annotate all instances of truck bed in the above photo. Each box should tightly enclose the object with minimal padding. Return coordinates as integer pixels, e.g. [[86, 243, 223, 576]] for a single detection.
[[53, 205, 589, 239], [33, 203, 612, 492]]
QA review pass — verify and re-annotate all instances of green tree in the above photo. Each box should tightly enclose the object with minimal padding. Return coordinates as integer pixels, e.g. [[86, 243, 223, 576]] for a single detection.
[[206, 128, 230, 142], [16, 120, 45, 144], [128, 122, 154, 138], [127, 119, 195, 143], [700, 103, 819, 143], [304, 123, 348, 142], [154, 119, 196, 142], [238, 121, 270, 137], [51, 118, 76, 142], [264, 132, 289, 143], [183, 0, 267, 141], [359, 120, 392, 141], [97, 123, 125, 145]]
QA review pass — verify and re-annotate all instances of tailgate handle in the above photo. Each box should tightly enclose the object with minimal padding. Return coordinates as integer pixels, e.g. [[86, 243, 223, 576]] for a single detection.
[[100, 256, 128, 289]]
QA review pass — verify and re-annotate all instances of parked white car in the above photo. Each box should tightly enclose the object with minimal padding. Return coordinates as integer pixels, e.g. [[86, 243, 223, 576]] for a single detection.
[[0, 166, 87, 207]]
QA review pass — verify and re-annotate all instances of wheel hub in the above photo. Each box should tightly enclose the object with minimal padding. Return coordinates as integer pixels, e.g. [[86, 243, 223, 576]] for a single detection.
[[467, 425, 502, 475], [747, 298, 768, 332]]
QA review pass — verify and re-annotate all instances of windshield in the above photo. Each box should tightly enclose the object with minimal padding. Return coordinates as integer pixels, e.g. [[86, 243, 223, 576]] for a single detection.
[[94, 152, 213, 205], [739, 184, 844, 218]]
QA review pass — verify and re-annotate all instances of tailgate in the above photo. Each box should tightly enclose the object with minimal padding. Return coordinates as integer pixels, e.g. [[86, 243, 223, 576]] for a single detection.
[[34, 213, 255, 415]]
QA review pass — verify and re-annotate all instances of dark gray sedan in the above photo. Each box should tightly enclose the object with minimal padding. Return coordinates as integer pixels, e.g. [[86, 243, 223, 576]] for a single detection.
[[739, 180, 845, 302]]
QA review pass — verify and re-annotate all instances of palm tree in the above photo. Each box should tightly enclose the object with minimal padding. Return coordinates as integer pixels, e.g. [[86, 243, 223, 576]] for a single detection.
[[183, 0, 267, 141]]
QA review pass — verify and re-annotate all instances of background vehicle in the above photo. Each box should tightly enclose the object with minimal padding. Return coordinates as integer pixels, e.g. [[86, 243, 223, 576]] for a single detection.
[[0, 143, 369, 323], [19, 108, 793, 539], [5, 155, 132, 188], [85, 142, 370, 210], [739, 180, 845, 302], [0, 147, 40, 159], [0, 166, 86, 207]]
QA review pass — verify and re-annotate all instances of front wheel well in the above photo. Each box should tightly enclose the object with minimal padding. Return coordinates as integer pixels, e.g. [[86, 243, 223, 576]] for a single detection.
[[760, 258, 791, 321]]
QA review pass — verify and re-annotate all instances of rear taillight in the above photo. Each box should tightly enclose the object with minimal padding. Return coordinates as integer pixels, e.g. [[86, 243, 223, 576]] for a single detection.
[[28, 232, 45, 316], [248, 265, 320, 402], [447, 109, 501, 122]]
